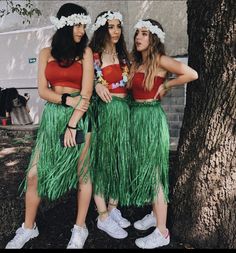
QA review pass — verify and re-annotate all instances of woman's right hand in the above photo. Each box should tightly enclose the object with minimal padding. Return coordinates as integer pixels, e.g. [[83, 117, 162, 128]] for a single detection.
[[95, 83, 112, 103], [67, 95, 90, 111]]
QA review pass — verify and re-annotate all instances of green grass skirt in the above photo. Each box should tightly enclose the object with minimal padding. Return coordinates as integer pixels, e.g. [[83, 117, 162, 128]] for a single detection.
[[90, 96, 131, 206], [129, 100, 169, 206], [20, 97, 91, 201]]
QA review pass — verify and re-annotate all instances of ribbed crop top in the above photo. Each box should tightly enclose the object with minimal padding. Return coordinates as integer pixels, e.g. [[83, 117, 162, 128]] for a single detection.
[[45, 61, 82, 90], [131, 72, 165, 99], [101, 64, 127, 94]]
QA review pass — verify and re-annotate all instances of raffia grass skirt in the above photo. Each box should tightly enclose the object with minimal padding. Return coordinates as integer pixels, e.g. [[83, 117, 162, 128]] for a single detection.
[[20, 96, 91, 201], [129, 100, 169, 206], [90, 96, 131, 206]]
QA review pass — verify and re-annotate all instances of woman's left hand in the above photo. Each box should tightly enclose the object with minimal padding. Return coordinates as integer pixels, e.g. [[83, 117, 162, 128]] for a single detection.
[[154, 83, 169, 100], [63, 127, 77, 147]]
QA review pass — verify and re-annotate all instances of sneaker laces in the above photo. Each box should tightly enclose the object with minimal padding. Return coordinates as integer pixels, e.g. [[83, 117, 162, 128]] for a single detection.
[[111, 208, 123, 221], [68, 227, 86, 248], [8, 227, 30, 246], [105, 216, 122, 231], [142, 230, 161, 246], [111, 208, 129, 224]]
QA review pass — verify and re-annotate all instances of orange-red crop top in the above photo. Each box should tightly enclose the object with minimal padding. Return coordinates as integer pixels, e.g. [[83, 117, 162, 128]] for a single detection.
[[131, 72, 165, 99], [101, 64, 127, 94], [45, 61, 82, 90]]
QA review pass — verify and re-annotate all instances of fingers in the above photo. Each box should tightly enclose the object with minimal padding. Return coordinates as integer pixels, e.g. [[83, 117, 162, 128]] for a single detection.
[[95, 84, 112, 103], [64, 129, 77, 148]]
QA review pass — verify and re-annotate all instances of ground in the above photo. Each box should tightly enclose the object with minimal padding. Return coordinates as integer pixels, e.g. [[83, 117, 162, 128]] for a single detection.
[[0, 129, 192, 249]]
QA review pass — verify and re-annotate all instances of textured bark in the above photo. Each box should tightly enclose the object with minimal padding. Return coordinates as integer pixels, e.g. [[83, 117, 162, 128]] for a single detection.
[[170, 0, 236, 248]]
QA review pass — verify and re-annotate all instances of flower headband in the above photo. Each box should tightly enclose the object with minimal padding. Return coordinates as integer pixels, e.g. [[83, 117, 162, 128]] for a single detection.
[[91, 11, 123, 32], [50, 13, 91, 30], [134, 20, 165, 43]]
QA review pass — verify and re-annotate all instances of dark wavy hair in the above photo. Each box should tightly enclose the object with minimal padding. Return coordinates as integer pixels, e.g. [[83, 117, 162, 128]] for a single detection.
[[128, 19, 166, 90], [51, 3, 89, 67], [89, 11, 130, 68]]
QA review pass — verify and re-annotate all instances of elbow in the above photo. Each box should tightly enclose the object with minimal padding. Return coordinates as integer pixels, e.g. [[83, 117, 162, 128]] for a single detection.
[[38, 87, 46, 100], [192, 70, 198, 81]]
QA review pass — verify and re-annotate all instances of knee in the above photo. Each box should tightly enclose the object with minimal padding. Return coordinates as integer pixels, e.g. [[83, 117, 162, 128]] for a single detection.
[[27, 174, 38, 187]]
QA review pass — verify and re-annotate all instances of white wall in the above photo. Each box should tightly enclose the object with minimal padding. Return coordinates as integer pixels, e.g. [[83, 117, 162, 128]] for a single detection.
[[0, 26, 54, 123], [0, 0, 187, 124]]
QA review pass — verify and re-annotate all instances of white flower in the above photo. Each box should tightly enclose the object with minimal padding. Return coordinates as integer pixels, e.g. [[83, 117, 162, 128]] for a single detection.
[[91, 11, 123, 32], [134, 20, 165, 43], [50, 13, 91, 30]]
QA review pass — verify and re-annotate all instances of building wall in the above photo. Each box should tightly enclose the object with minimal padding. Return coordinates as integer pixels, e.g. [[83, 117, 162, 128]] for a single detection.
[[0, 0, 187, 150]]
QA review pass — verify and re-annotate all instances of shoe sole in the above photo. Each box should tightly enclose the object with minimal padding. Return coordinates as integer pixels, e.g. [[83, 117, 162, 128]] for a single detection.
[[97, 225, 128, 239], [135, 239, 169, 249], [5, 230, 39, 249], [119, 222, 131, 229]]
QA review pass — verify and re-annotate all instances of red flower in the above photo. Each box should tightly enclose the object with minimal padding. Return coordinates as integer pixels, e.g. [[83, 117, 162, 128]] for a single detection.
[[93, 53, 100, 60]]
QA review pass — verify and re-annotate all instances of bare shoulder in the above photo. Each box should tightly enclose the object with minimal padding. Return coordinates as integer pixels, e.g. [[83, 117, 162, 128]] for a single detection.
[[159, 55, 176, 65], [39, 47, 51, 59], [83, 47, 93, 59]]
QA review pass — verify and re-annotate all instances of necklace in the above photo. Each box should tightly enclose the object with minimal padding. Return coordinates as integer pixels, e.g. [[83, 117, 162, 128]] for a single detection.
[[103, 49, 118, 63], [93, 53, 129, 89]]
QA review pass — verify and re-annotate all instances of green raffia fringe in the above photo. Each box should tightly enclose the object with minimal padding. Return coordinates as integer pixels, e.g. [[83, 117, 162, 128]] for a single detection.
[[90, 96, 131, 206], [20, 93, 91, 201], [129, 100, 169, 206]]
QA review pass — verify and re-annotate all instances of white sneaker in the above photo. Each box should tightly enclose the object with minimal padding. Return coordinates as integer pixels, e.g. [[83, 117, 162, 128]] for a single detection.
[[133, 211, 156, 230], [109, 208, 131, 228], [97, 216, 128, 239], [67, 224, 88, 249], [5, 223, 39, 249], [135, 227, 170, 249]]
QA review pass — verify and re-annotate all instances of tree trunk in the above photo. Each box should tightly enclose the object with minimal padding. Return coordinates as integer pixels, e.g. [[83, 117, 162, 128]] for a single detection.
[[169, 0, 236, 248]]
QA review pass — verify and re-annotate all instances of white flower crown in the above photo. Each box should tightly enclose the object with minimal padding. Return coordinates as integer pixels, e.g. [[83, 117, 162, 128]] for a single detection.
[[50, 13, 91, 30], [91, 11, 123, 32], [134, 20, 165, 43]]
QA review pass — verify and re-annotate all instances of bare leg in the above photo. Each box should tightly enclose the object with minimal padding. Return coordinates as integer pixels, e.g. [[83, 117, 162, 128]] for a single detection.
[[108, 198, 118, 212], [94, 195, 108, 221], [75, 133, 92, 227], [153, 186, 168, 236], [24, 154, 41, 229]]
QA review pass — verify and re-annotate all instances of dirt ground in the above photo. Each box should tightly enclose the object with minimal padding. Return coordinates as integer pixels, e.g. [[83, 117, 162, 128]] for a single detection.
[[0, 132, 190, 249]]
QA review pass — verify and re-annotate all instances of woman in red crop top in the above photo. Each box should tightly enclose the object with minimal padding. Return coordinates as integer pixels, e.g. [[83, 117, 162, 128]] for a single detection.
[[128, 19, 198, 249], [6, 3, 94, 249], [88, 11, 131, 239]]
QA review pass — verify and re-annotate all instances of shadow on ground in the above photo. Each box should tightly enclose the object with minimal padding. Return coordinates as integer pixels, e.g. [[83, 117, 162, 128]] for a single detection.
[[0, 132, 187, 249]]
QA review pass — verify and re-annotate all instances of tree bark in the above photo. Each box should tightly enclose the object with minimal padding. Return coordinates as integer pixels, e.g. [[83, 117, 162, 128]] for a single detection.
[[169, 0, 236, 248]]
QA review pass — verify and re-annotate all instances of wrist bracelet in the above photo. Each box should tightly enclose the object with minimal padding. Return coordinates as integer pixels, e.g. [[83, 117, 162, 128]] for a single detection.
[[67, 124, 77, 129], [61, 93, 70, 107]]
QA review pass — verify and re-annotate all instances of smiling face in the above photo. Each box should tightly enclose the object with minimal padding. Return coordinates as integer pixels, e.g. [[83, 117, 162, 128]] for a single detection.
[[107, 19, 122, 44], [73, 23, 85, 43], [134, 28, 150, 52]]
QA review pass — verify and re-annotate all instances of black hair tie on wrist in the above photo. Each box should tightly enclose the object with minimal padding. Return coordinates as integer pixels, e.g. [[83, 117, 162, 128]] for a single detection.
[[61, 93, 70, 107], [67, 124, 77, 129]]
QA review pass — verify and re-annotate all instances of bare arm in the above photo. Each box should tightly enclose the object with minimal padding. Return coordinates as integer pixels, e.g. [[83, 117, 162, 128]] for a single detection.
[[154, 55, 198, 99], [37, 48, 63, 103], [160, 55, 198, 89], [64, 47, 94, 147]]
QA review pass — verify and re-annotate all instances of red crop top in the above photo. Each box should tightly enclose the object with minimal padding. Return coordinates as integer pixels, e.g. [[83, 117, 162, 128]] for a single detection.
[[101, 64, 127, 94], [45, 61, 82, 90], [131, 72, 165, 99]]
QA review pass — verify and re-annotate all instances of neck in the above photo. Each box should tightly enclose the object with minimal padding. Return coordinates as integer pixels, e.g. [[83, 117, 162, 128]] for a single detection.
[[104, 43, 116, 54], [141, 51, 148, 64]]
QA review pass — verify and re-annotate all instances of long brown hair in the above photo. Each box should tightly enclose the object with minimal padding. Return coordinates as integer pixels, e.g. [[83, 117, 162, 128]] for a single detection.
[[128, 19, 165, 90], [89, 11, 130, 68]]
